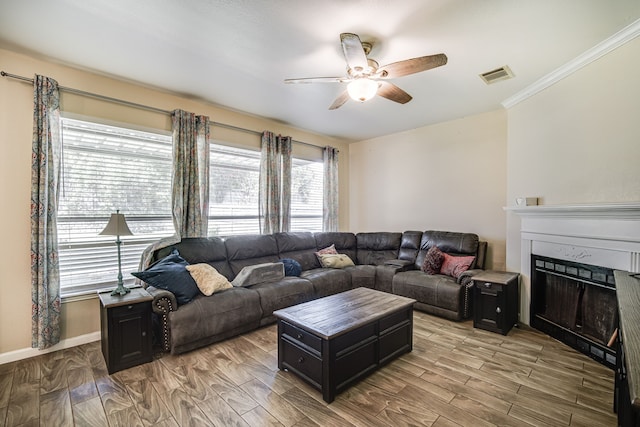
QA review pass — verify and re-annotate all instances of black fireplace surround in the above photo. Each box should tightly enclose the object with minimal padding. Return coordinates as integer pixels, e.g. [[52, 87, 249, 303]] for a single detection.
[[530, 255, 618, 369]]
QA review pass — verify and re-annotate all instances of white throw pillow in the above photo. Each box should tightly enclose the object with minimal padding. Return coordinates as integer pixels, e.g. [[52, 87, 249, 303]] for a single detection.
[[317, 253, 355, 269], [186, 264, 232, 296]]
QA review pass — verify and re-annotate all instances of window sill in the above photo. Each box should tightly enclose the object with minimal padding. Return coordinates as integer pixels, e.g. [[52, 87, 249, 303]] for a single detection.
[[62, 292, 99, 304]]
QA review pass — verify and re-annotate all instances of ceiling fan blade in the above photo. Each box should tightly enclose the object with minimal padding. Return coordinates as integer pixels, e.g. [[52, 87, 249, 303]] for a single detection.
[[329, 90, 350, 110], [340, 33, 369, 74], [285, 76, 348, 84], [377, 81, 412, 104], [377, 54, 447, 79]]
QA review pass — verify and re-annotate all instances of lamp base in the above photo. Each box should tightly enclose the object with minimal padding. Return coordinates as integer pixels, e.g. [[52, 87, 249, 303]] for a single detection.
[[111, 283, 131, 297]]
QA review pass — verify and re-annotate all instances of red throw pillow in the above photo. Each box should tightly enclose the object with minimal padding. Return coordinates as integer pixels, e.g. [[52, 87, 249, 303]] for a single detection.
[[440, 253, 475, 279], [422, 246, 445, 274]]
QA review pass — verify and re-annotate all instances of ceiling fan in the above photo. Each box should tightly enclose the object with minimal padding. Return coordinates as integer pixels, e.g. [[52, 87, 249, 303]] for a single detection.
[[285, 33, 447, 110]]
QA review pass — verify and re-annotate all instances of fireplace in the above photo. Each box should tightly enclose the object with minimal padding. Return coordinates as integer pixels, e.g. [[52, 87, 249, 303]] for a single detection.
[[508, 202, 640, 369], [530, 254, 618, 368]]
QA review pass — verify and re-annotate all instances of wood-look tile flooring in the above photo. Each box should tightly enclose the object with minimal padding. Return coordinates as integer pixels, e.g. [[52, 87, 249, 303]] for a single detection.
[[0, 311, 616, 426]]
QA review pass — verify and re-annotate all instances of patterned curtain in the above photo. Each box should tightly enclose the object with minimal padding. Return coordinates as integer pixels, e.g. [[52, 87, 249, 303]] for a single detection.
[[171, 109, 210, 238], [259, 131, 291, 234], [31, 75, 62, 349], [323, 146, 339, 232]]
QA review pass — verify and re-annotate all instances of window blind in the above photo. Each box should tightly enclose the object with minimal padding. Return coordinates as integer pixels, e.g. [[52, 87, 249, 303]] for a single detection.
[[58, 118, 174, 296]]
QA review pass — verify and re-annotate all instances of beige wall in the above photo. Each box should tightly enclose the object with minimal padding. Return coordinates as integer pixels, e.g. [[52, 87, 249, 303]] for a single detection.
[[0, 48, 350, 355], [506, 37, 640, 323], [349, 109, 508, 270]]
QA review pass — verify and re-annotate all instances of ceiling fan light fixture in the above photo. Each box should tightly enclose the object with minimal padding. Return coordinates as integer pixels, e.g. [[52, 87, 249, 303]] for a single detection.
[[347, 78, 379, 102]]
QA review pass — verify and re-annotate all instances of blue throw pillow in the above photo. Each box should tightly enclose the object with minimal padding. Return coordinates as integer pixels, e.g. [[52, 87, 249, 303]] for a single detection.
[[278, 258, 302, 277], [132, 249, 200, 306]]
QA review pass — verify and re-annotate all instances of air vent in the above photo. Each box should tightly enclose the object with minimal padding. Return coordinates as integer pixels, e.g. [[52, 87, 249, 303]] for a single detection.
[[480, 65, 514, 84]]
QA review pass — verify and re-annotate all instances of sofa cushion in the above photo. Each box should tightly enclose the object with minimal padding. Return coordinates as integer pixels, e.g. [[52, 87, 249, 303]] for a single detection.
[[232, 262, 284, 287], [314, 232, 357, 263], [274, 232, 321, 270], [356, 232, 401, 265], [250, 277, 314, 317], [153, 237, 234, 280], [168, 287, 262, 352], [132, 249, 199, 306], [398, 231, 422, 262], [415, 231, 479, 270], [279, 258, 302, 277], [301, 268, 352, 298], [318, 253, 355, 268], [345, 265, 376, 289], [225, 234, 280, 277], [186, 264, 232, 296], [422, 246, 445, 275], [392, 270, 462, 313], [440, 253, 475, 279]]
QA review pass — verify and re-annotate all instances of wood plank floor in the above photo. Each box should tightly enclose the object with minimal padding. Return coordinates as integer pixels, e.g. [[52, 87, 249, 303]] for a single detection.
[[0, 311, 616, 426]]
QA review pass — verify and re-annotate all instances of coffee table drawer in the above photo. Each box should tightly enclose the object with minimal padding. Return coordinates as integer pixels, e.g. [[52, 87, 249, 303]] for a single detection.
[[379, 307, 411, 332], [333, 322, 376, 353], [281, 339, 322, 387], [380, 322, 412, 363], [281, 321, 322, 353], [335, 337, 377, 388]]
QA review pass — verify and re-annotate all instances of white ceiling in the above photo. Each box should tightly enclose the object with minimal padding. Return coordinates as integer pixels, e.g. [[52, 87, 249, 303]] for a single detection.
[[1, 0, 639, 141]]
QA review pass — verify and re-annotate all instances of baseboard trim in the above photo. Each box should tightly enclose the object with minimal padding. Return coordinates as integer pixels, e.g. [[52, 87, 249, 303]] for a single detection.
[[0, 332, 101, 365]]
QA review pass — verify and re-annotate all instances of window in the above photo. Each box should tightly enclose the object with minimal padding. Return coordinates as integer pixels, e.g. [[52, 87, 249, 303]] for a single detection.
[[290, 158, 323, 231], [57, 122, 324, 296], [208, 144, 261, 235], [58, 118, 174, 296], [208, 143, 323, 235]]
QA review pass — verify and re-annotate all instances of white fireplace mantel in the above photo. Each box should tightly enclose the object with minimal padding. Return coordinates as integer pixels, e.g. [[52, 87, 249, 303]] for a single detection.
[[506, 202, 640, 273]]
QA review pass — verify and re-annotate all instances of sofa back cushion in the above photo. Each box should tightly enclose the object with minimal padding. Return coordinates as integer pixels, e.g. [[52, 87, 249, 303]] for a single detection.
[[225, 234, 280, 278], [415, 230, 480, 270], [398, 230, 422, 262], [314, 232, 357, 263], [356, 232, 401, 265], [153, 237, 234, 280], [274, 232, 320, 270]]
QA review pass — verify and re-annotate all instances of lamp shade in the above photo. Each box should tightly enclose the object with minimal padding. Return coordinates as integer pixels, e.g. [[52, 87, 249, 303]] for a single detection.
[[347, 78, 379, 102], [99, 211, 133, 237]]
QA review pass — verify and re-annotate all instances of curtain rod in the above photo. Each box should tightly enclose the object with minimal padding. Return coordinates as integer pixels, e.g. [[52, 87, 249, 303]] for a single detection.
[[1, 70, 321, 149]]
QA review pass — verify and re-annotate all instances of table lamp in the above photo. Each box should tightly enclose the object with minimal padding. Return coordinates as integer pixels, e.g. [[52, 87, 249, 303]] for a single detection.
[[100, 210, 133, 296]]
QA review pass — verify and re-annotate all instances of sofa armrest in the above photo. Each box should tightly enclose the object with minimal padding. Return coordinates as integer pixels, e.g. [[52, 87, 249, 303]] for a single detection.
[[145, 286, 177, 352], [457, 269, 484, 319], [383, 259, 416, 272], [457, 268, 483, 285]]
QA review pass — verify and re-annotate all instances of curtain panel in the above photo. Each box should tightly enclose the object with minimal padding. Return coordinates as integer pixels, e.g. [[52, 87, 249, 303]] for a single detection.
[[171, 109, 210, 238], [259, 131, 291, 234], [323, 146, 339, 232], [31, 75, 62, 349]]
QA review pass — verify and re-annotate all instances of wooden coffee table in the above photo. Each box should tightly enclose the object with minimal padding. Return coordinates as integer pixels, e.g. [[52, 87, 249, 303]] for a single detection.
[[273, 287, 415, 403]]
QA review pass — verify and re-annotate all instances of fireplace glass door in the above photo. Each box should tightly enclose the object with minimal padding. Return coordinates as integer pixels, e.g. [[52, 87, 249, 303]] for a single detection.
[[531, 255, 617, 368]]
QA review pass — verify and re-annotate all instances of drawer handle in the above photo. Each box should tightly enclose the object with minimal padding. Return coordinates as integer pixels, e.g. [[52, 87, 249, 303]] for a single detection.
[[141, 331, 146, 337], [298, 356, 305, 364], [296, 333, 303, 340], [484, 283, 492, 288], [496, 307, 502, 314], [127, 305, 133, 309]]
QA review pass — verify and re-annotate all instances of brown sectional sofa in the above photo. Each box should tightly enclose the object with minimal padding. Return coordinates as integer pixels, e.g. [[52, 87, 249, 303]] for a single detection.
[[144, 230, 487, 354]]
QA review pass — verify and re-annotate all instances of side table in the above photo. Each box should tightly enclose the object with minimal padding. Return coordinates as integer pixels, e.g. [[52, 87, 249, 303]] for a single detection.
[[99, 287, 153, 374], [472, 271, 519, 335]]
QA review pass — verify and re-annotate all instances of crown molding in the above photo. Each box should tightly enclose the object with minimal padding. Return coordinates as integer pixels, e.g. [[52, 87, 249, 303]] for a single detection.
[[502, 18, 640, 109]]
